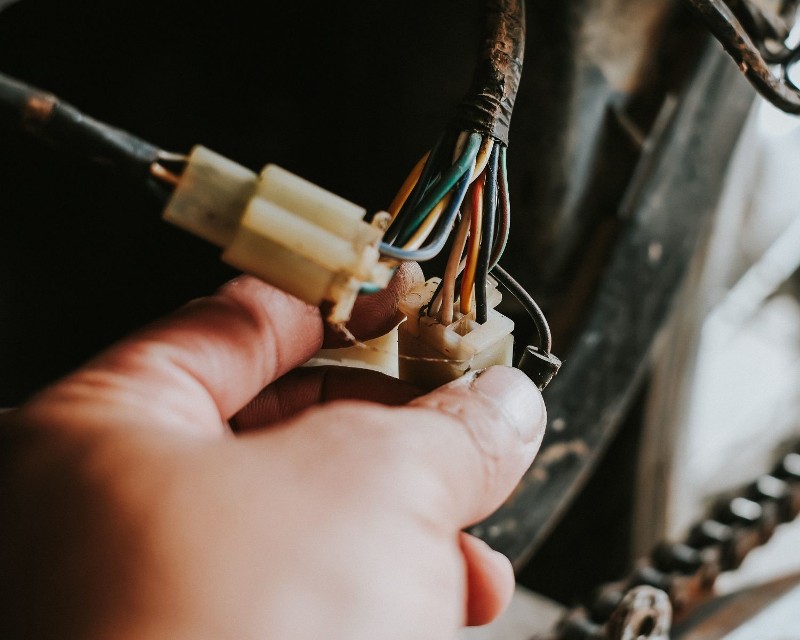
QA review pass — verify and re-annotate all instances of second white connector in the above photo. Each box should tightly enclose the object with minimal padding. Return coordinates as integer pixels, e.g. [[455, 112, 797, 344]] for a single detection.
[[163, 145, 393, 323]]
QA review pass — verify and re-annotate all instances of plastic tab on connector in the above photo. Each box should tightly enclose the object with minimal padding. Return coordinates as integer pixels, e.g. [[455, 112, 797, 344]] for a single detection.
[[517, 345, 562, 390]]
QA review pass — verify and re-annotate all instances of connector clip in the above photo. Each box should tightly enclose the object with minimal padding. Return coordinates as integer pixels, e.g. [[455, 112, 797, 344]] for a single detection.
[[163, 146, 393, 323]]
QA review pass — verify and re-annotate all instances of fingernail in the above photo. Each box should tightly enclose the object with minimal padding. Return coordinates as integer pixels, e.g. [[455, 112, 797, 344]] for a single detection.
[[472, 366, 546, 444]]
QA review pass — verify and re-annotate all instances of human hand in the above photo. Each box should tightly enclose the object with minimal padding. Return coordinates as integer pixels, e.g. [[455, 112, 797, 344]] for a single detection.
[[0, 265, 546, 640]]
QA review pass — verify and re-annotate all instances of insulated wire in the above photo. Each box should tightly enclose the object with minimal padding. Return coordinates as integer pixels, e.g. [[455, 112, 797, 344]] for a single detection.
[[150, 163, 181, 186], [388, 151, 430, 220], [378, 162, 473, 262], [460, 169, 485, 314], [470, 137, 495, 183], [384, 133, 447, 244], [406, 135, 493, 249], [406, 135, 493, 250], [490, 145, 511, 269], [404, 194, 451, 250], [491, 264, 552, 354], [440, 212, 472, 324], [475, 144, 499, 323]]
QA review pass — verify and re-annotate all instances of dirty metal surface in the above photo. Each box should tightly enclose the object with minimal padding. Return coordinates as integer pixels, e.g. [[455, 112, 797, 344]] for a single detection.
[[684, 0, 800, 113], [470, 43, 755, 566]]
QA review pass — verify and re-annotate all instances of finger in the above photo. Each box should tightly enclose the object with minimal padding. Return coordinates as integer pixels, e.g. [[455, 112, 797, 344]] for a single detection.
[[406, 366, 546, 527], [323, 261, 424, 348], [24, 277, 323, 436], [460, 532, 515, 627], [232, 366, 421, 431]]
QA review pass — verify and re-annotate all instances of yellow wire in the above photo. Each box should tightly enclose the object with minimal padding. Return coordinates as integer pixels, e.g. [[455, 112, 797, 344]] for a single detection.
[[402, 194, 451, 250], [470, 138, 494, 183], [460, 176, 484, 315], [440, 209, 472, 324], [388, 151, 430, 220]]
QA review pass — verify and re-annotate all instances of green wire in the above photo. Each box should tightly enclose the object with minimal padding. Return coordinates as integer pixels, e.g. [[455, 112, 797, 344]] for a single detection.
[[490, 145, 510, 269], [396, 132, 482, 246]]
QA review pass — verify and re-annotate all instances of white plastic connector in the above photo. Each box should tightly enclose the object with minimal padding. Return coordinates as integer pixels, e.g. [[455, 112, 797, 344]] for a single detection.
[[397, 277, 514, 390], [304, 328, 400, 378], [163, 145, 393, 323]]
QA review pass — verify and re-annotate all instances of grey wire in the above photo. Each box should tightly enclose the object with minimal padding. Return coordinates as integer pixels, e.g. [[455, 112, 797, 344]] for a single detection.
[[491, 264, 552, 354]]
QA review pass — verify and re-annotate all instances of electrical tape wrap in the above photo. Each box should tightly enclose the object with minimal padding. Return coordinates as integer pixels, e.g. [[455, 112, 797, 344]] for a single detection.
[[452, 0, 526, 145], [0, 72, 159, 178]]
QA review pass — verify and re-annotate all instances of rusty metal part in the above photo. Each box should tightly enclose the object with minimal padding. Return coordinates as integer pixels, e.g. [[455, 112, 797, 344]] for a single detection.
[[544, 444, 800, 639], [684, 0, 800, 113], [606, 587, 671, 640]]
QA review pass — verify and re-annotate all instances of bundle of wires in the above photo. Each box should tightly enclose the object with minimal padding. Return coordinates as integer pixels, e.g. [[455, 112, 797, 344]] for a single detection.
[[377, 0, 553, 355]]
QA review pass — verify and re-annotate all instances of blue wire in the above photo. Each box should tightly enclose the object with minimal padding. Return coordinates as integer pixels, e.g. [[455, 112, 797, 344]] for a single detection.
[[379, 162, 472, 262], [383, 133, 447, 244], [394, 132, 482, 246]]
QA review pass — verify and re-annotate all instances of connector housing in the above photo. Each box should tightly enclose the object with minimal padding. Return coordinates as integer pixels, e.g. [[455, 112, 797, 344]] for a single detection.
[[398, 278, 514, 390], [163, 146, 393, 323]]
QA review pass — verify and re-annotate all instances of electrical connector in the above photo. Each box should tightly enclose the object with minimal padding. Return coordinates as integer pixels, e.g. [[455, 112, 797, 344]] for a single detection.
[[163, 145, 393, 323], [397, 277, 514, 390]]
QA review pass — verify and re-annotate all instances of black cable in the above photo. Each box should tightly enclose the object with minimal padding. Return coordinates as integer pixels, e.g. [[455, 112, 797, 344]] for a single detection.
[[475, 144, 500, 324], [384, 131, 452, 244], [491, 264, 552, 354], [453, 0, 526, 144], [0, 72, 161, 179]]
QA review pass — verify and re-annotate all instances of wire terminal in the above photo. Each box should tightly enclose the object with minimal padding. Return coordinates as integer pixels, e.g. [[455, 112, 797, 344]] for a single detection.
[[163, 146, 393, 323], [397, 277, 514, 390]]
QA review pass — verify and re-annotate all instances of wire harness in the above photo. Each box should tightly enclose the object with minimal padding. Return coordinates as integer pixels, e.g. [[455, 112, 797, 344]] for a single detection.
[[380, 0, 559, 387]]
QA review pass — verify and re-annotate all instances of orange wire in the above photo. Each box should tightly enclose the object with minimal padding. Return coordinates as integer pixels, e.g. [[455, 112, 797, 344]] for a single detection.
[[403, 193, 451, 250], [460, 172, 485, 315], [150, 163, 181, 186], [388, 151, 430, 220]]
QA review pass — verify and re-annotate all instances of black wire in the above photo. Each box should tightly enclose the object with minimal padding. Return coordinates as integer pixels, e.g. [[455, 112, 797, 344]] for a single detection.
[[491, 264, 552, 354], [475, 144, 499, 324], [384, 131, 451, 244], [453, 0, 525, 144], [0, 72, 160, 179], [421, 278, 446, 317], [379, 164, 472, 262]]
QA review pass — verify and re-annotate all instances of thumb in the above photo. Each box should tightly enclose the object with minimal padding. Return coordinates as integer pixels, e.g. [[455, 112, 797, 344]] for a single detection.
[[406, 366, 546, 528]]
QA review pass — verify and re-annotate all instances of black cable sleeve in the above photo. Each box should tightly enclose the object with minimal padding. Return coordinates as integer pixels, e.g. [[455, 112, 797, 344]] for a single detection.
[[452, 0, 525, 144], [0, 72, 160, 179], [475, 144, 499, 324]]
